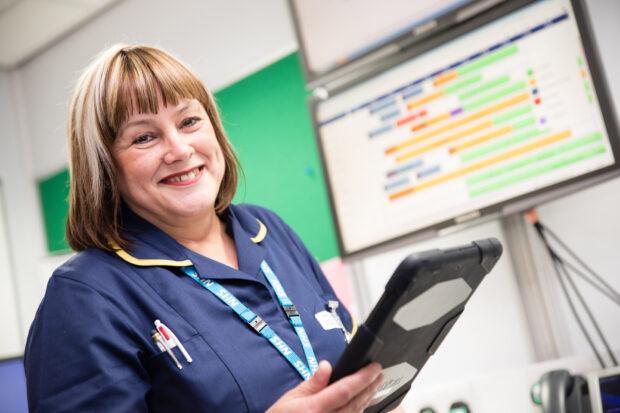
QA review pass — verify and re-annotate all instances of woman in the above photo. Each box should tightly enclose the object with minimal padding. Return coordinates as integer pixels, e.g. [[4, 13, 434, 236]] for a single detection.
[[24, 44, 383, 412]]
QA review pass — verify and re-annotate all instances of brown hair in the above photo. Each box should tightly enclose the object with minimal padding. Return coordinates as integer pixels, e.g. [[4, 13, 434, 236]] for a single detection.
[[66, 44, 240, 252]]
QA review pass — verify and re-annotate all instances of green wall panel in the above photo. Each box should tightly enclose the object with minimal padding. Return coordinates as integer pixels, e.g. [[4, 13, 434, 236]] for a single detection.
[[215, 52, 338, 262], [38, 168, 70, 253], [38, 52, 339, 261]]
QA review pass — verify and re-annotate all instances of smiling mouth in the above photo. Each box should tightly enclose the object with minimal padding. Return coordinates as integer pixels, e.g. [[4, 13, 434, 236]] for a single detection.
[[161, 166, 204, 184]]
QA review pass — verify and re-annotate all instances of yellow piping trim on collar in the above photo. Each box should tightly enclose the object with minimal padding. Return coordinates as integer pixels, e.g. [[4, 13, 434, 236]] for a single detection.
[[109, 240, 192, 267], [350, 316, 358, 337], [250, 219, 267, 244]]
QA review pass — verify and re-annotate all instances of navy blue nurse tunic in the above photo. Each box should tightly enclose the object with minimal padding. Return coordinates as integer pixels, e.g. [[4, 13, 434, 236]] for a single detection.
[[24, 204, 354, 412]]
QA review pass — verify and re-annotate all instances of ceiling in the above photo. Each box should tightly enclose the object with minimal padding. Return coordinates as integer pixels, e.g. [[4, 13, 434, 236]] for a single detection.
[[0, 0, 121, 70]]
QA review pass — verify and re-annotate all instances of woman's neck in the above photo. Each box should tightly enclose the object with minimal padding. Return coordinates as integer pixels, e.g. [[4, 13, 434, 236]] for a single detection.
[[155, 211, 239, 270]]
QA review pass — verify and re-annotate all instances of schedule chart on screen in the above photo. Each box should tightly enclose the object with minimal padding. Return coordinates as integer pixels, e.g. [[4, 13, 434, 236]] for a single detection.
[[316, 0, 615, 254]]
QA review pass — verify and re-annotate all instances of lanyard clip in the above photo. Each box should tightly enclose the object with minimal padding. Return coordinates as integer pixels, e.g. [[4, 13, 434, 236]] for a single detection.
[[249, 315, 267, 334], [282, 305, 299, 319]]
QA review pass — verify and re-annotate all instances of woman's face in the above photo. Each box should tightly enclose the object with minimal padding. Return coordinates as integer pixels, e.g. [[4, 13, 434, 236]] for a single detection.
[[112, 96, 226, 227]]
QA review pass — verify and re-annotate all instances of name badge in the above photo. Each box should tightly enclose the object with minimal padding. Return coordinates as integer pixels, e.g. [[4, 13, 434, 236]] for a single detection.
[[315, 310, 340, 330]]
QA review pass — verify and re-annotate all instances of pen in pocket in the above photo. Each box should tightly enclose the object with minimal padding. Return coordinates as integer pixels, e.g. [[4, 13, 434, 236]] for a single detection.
[[154, 319, 193, 363], [151, 329, 183, 370]]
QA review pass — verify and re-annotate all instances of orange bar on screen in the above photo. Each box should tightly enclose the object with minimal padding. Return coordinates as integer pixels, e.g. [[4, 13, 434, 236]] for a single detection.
[[411, 113, 450, 132], [450, 125, 513, 154], [407, 90, 444, 110], [397, 120, 493, 162], [434, 71, 458, 87]]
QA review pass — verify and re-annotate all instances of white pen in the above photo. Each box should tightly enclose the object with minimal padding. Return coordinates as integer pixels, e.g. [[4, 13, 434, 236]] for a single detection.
[[151, 329, 182, 370], [154, 320, 192, 363]]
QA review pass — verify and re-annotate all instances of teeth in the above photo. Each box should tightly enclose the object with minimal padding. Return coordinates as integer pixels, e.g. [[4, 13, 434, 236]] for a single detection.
[[165, 167, 200, 183]]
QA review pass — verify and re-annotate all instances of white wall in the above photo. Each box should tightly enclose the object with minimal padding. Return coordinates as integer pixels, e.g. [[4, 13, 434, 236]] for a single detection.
[[0, 181, 22, 357], [0, 70, 48, 353]]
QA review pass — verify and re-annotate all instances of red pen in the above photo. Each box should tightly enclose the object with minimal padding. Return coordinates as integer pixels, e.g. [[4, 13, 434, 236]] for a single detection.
[[150, 329, 182, 370], [154, 320, 192, 363]]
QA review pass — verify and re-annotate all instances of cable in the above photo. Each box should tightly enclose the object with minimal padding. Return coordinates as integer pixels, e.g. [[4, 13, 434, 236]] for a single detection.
[[538, 222, 620, 303], [549, 246, 606, 369], [557, 258, 618, 366], [537, 231, 620, 305], [526, 209, 618, 367], [561, 259, 620, 306]]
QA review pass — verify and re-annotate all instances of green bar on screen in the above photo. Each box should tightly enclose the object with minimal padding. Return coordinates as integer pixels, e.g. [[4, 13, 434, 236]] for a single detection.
[[467, 132, 603, 185], [512, 116, 536, 130], [461, 128, 546, 163], [463, 81, 528, 111], [458, 44, 519, 75], [493, 104, 533, 125], [444, 74, 482, 94], [458, 75, 510, 100], [469, 145, 606, 197]]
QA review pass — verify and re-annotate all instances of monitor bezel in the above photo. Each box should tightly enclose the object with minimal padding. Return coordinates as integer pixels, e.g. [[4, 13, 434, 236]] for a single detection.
[[287, 0, 521, 90]]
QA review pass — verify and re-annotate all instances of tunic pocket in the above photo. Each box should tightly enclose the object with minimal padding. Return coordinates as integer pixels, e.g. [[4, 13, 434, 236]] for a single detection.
[[144, 334, 249, 413]]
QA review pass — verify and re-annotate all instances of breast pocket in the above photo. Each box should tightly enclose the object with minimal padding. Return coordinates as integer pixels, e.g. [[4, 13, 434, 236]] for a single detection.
[[144, 334, 249, 413]]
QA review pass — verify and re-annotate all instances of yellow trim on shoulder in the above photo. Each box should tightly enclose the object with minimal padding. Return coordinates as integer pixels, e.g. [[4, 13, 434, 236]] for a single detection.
[[109, 240, 193, 267], [250, 219, 267, 244], [350, 316, 358, 337]]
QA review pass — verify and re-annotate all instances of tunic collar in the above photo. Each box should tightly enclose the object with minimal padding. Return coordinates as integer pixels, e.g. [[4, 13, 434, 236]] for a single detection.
[[112, 205, 268, 281]]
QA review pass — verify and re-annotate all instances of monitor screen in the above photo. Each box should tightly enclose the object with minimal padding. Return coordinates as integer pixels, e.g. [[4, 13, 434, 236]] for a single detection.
[[313, 0, 619, 257], [0, 357, 28, 413]]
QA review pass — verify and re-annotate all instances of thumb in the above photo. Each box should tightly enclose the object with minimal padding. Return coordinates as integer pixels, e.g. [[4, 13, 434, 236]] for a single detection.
[[293, 361, 332, 396]]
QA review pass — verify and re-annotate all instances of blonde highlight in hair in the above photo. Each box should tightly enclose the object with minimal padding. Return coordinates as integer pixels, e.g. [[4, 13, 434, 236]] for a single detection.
[[66, 44, 240, 252]]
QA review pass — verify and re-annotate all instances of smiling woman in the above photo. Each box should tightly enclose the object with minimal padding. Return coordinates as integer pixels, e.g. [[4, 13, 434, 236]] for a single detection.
[[64, 45, 239, 254], [112, 97, 232, 263], [23, 44, 382, 412]]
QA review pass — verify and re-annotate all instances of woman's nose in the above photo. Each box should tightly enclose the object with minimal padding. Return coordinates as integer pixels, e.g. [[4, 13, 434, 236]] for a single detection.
[[162, 129, 194, 164]]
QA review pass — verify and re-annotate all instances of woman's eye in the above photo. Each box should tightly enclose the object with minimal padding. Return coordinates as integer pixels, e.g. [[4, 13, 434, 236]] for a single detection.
[[182, 117, 200, 128], [132, 134, 153, 145]]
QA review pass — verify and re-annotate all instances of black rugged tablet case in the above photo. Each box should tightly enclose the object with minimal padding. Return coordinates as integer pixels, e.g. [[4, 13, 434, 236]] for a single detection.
[[330, 238, 503, 412]]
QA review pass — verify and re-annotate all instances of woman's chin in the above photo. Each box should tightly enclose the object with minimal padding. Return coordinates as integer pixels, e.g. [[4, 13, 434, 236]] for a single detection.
[[170, 201, 217, 219]]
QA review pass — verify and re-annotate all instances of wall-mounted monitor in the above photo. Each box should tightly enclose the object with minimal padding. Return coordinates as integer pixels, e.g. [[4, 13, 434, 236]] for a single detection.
[[288, 0, 508, 88], [311, 0, 619, 257]]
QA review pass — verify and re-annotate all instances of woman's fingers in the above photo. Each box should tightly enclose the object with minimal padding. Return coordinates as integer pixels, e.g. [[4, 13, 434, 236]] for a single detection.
[[334, 369, 384, 413], [295, 360, 333, 397], [311, 362, 383, 411], [266, 362, 384, 413]]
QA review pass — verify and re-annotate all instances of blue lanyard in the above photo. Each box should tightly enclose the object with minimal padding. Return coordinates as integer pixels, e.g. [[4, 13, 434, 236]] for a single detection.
[[180, 261, 318, 380]]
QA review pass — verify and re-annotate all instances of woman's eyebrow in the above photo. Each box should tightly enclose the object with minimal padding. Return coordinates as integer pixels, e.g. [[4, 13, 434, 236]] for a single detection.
[[118, 101, 198, 135], [174, 100, 196, 115], [118, 119, 152, 136]]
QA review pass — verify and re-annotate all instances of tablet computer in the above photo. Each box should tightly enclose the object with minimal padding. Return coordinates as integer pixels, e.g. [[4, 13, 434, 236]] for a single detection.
[[330, 238, 503, 412]]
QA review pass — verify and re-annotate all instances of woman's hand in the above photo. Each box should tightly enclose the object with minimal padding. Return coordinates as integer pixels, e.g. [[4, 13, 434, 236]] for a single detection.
[[267, 360, 384, 413]]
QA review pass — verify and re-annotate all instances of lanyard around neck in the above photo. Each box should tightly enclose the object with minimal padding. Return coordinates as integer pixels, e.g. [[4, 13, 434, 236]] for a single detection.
[[180, 260, 318, 380]]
